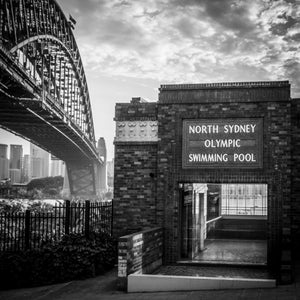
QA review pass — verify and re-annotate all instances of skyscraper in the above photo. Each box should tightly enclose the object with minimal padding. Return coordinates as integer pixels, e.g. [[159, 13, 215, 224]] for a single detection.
[[0, 144, 9, 180], [97, 137, 107, 192], [30, 143, 49, 179], [22, 154, 30, 183], [107, 158, 114, 188], [50, 155, 65, 177], [10, 144, 23, 169], [9, 144, 23, 183]]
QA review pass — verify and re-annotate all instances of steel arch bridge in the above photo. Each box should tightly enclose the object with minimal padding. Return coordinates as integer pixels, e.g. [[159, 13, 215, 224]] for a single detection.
[[0, 0, 103, 196]]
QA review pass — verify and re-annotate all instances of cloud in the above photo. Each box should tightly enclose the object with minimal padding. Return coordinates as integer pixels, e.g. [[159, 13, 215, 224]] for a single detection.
[[175, 17, 198, 39], [202, 0, 256, 35], [57, 0, 300, 97], [270, 14, 297, 35], [57, 0, 107, 20], [283, 58, 300, 96]]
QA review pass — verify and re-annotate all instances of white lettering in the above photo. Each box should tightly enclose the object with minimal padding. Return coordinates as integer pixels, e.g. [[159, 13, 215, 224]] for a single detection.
[[233, 153, 256, 162], [224, 124, 257, 133], [211, 125, 219, 133], [189, 125, 219, 134], [188, 153, 229, 162], [204, 139, 242, 148], [223, 153, 228, 162], [204, 140, 211, 147], [189, 126, 197, 134], [228, 125, 234, 133]]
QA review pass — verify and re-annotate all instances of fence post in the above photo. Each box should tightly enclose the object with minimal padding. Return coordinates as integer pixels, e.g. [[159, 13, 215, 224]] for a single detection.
[[85, 200, 90, 237], [65, 200, 70, 235], [25, 210, 31, 250]]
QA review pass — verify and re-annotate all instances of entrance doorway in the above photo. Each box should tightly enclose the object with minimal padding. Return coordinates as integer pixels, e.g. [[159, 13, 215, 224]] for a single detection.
[[180, 183, 268, 265]]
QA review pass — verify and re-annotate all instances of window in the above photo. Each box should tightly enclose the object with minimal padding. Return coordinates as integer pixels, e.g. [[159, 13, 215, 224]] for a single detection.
[[221, 184, 267, 216]]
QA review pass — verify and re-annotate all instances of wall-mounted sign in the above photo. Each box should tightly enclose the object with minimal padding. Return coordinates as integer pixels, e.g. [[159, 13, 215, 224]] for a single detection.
[[182, 119, 263, 169]]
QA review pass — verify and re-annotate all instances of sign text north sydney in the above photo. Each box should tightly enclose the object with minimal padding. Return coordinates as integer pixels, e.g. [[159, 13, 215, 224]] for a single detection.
[[182, 119, 263, 169]]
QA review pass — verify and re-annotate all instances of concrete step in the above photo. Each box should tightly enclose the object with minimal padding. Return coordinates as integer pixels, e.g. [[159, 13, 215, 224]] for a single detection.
[[128, 274, 276, 292]]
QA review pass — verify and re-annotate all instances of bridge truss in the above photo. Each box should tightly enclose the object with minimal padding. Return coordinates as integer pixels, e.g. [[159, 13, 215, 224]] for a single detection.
[[0, 0, 103, 196]]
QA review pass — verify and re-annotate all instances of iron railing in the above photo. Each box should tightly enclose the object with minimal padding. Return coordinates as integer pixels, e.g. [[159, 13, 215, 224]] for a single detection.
[[0, 200, 113, 252]]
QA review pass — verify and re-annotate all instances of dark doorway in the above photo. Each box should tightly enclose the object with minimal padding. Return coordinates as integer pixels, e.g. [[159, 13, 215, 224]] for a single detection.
[[180, 183, 268, 265]]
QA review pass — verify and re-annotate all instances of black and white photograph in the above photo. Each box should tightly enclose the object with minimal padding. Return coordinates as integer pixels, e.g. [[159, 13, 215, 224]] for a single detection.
[[0, 0, 299, 299]]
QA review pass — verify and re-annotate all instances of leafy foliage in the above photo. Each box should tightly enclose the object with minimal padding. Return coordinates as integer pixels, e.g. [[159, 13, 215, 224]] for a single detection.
[[27, 176, 63, 191], [20, 176, 64, 198], [0, 199, 62, 213], [0, 232, 117, 290]]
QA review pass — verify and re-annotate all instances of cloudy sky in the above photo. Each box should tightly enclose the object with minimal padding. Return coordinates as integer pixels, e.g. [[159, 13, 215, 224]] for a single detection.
[[1, 0, 300, 160]]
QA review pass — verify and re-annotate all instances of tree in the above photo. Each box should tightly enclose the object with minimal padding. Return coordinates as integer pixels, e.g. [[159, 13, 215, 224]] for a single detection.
[[27, 176, 63, 191], [27, 176, 64, 198]]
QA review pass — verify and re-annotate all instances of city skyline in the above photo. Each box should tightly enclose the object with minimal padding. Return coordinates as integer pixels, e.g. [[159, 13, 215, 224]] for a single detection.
[[0, 143, 64, 183], [0, 0, 299, 161], [0, 141, 114, 184]]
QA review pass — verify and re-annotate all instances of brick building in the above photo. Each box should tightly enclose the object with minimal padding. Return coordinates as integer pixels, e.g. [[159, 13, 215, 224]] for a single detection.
[[113, 81, 300, 284]]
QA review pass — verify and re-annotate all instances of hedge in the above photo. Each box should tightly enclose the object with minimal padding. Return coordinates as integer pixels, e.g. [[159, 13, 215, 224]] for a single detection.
[[0, 232, 117, 290]]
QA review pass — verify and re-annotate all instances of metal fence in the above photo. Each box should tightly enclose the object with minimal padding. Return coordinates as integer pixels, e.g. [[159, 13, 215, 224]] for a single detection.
[[0, 200, 113, 252]]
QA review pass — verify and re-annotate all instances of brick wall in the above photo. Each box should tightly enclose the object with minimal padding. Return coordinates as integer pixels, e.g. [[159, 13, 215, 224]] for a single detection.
[[156, 84, 292, 283], [113, 101, 158, 237], [117, 227, 163, 290], [292, 98, 300, 256], [113, 143, 158, 236], [115, 102, 157, 121], [114, 82, 294, 284]]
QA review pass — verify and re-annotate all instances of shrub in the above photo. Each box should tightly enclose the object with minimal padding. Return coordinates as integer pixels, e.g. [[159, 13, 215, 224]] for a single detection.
[[0, 232, 117, 290], [27, 176, 63, 191]]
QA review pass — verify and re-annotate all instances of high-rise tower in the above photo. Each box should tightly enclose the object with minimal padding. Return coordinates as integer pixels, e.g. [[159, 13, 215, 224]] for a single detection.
[[0, 144, 9, 180], [9, 144, 23, 183], [30, 144, 49, 179], [97, 137, 107, 192], [22, 154, 30, 183], [50, 155, 65, 177]]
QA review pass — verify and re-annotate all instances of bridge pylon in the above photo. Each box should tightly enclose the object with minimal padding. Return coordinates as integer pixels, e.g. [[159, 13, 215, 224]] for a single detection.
[[62, 160, 102, 199]]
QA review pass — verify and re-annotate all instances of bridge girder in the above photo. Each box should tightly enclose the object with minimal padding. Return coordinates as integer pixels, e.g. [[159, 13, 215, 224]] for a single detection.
[[0, 0, 103, 197], [0, 0, 95, 144]]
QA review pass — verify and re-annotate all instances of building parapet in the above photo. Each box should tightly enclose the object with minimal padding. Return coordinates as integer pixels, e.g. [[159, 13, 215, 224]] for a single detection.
[[159, 81, 290, 91], [159, 81, 290, 103]]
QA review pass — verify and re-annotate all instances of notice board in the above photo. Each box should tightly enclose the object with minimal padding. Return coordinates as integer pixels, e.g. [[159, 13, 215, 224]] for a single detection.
[[182, 118, 263, 169]]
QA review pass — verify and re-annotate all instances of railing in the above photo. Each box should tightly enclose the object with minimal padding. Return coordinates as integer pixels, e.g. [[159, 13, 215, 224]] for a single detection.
[[221, 206, 267, 216], [0, 200, 112, 252]]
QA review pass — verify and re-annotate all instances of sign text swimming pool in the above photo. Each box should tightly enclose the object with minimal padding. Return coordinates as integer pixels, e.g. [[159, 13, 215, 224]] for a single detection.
[[182, 119, 263, 168]]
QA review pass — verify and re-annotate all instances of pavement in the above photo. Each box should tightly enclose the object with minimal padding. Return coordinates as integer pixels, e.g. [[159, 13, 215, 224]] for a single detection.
[[153, 264, 272, 279], [0, 264, 300, 300]]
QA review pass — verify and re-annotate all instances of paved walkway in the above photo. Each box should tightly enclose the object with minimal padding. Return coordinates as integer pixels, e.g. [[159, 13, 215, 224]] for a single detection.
[[194, 239, 267, 264], [1, 264, 300, 300], [153, 265, 271, 279]]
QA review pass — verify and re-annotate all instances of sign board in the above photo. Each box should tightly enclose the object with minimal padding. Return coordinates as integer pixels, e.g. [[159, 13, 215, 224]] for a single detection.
[[182, 119, 263, 169]]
